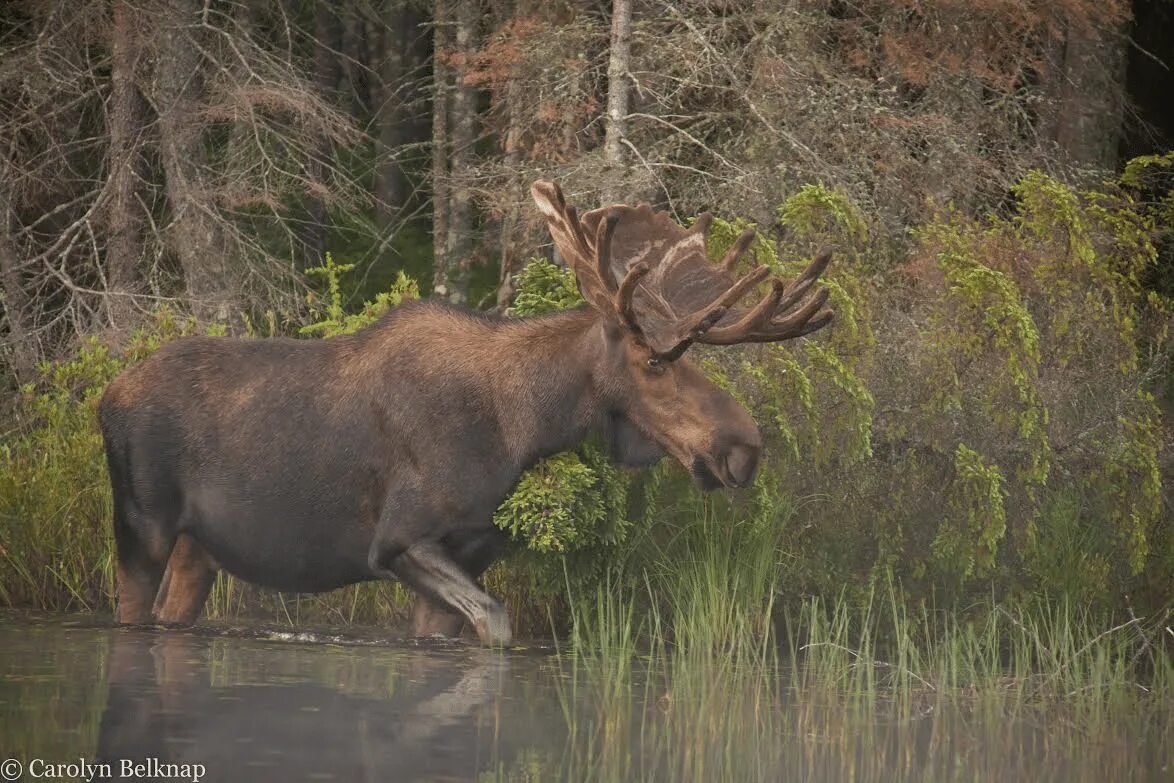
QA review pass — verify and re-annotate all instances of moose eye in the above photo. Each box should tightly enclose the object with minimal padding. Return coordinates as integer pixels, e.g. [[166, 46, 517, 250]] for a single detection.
[[646, 357, 664, 373]]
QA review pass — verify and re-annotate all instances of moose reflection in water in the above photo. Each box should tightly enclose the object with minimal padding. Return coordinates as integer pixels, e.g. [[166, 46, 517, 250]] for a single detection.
[[97, 181, 834, 645], [94, 628, 521, 782]]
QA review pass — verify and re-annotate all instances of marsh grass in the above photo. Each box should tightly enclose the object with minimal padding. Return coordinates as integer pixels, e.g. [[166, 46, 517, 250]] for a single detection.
[[522, 506, 1174, 783], [542, 504, 792, 781], [202, 571, 415, 626]]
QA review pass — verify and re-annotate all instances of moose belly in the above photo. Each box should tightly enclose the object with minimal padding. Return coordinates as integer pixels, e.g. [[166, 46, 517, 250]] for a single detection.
[[183, 484, 376, 594], [206, 537, 370, 594]]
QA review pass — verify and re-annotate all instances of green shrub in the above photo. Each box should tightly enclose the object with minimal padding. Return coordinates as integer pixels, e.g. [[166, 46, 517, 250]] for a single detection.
[[786, 168, 1170, 605], [299, 252, 420, 337]]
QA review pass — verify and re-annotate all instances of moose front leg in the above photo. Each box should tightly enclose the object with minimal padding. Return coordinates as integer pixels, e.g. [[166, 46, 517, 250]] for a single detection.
[[373, 539, 511, 647], [411, 529, 506, 639]]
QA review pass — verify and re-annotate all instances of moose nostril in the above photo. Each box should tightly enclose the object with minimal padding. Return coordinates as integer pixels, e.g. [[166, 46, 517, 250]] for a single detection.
[[724, 444, 760, 487]]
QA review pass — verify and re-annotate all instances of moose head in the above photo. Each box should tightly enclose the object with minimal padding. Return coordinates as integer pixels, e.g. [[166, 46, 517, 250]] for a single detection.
[[530, 181, 835, 490]]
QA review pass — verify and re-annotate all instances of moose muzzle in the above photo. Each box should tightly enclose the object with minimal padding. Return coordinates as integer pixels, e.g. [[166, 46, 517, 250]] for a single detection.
[[722, 441, 761, 488], [692, 431, 762, 490]]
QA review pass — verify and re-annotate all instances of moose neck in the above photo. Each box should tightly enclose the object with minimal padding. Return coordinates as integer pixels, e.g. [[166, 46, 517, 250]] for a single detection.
[[490, 306, 608, 468]]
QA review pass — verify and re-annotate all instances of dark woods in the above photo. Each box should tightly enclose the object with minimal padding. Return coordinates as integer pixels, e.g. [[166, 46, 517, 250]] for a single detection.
[[1, 0, 1171, 371]]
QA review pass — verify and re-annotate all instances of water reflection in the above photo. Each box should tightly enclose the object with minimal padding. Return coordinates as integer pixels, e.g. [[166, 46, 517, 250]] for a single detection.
[[95, 632, 519, 781], [1, 615, 558, 782]]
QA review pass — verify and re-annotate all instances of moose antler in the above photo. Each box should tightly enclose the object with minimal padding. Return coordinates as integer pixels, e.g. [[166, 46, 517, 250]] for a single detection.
[[693, 250, 834, 343], [530, 180, 835, 359], [528, 181, 603, 305], [530, 181, 648, 329]]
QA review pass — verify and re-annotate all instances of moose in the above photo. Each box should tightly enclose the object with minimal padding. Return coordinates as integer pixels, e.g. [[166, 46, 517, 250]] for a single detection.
[[98, 181, 834, 646]]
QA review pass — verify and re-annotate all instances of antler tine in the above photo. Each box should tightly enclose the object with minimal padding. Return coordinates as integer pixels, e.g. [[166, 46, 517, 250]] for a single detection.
[[770, 247, 834, 315], [654, 265, 771, 361], [788, 247, 833, 290], [655, 308, 729, 363], [690, 212, 714, 236], [720, 229, 756, 272], [595, 210, 622, 293], [701, 288, 832, 345], [700, 279, 786, 343], [698, 247, 836, 346], [795, 309, 835, 337], [617, 262, 651, 334], [531, 180, 622, 312], [773, 274, 819, 314], [531, 180, 591, 263], [771, 287, 831, 332], [696, 264, 770, 322], [563, 204, 594, 259]]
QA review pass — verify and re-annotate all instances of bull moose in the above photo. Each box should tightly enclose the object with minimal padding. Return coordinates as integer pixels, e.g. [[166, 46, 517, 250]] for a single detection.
[[98, 182, 834, 646]]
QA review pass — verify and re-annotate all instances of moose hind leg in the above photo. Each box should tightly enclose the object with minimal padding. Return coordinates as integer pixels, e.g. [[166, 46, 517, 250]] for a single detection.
[[381, 540, 511, 647], [112, 505, 172, 625], [153, 534, 217, 625], [410, 529, 507, 639]]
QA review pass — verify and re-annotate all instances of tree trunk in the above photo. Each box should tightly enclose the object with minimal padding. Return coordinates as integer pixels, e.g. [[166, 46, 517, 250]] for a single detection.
[[0, 145, 35, 383], [304, 2, 342, 270], [341, 2, 371, 117], [373, 2, 415, 228], [495, 56, 527, 312], [153, 0, 235, 322], [105, 0, 147, 329], [1042, 19, 1129, 173], [440, 0, 477, 304], [602, 0, 632, 204], [431, 0, 452, 298]]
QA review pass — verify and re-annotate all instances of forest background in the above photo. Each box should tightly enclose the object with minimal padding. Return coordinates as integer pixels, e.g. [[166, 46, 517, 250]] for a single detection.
[[1, 0, 1172, 635]]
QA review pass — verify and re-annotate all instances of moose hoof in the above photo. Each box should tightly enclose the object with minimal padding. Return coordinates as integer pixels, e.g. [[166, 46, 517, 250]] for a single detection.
[[473, 603, 512, 647]]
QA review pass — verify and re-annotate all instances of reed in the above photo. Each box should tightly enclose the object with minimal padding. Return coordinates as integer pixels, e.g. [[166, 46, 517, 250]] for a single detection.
[[523, 505, 1174, 783]]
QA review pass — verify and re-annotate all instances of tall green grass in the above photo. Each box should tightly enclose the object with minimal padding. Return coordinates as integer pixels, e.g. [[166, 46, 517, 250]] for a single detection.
[[544, 503, 793, 781], [516, 504, 1174, 783]]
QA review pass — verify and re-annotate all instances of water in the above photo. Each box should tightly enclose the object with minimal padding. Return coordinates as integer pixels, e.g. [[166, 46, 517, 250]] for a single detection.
[[0, 612, 1169, 782], [0, 613, 563, 782]]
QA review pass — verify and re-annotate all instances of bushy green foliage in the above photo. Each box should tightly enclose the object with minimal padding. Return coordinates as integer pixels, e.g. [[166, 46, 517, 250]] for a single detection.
[[777, 183, 869, 250], [299, 252, 420, 337], [492, 446, 634, 601], [931, 444, 1008, 580], [505, 258, 584, 316], [818, 168, 1170, 603], [495, 452, 607, 553]]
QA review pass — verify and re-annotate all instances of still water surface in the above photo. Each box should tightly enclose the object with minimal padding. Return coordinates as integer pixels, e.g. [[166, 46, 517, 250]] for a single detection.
[[0, 612, 1168, 782]]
